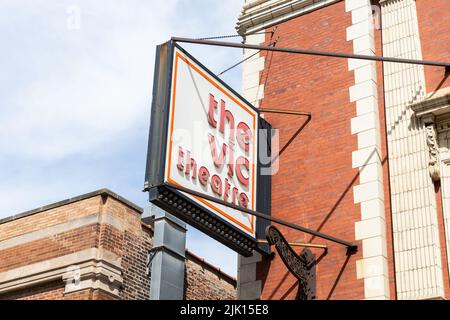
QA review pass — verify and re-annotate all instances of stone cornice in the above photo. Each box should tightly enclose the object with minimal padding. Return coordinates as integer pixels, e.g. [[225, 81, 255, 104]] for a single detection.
[[411, 88, 450, 182], [236, 0, 341, 36], [379, 0, 403, 5], [0, 248, 123, 298], [411, 87, 450, 120]]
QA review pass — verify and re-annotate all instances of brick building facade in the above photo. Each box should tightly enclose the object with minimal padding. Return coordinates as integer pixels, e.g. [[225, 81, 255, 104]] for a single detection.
[[0, 189, 236, 300], [236, 0, 450, 300]]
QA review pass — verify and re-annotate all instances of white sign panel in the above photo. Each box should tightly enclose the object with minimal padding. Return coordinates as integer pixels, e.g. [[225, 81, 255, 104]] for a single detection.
[[164, 47, 258, 237]]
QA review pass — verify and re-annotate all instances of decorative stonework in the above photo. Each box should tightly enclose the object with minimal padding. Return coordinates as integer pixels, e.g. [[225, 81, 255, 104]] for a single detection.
[[412, 88, 450, 181], [236, 0, 340, 35], [0, 248, 123, 298], [411, 88, 450, 119], [425, 121, 441, 181], [439, 159, 450, 285], [346, 0, 390, 300], [381, 0, 445, 300], [413, 90, 450, 289]]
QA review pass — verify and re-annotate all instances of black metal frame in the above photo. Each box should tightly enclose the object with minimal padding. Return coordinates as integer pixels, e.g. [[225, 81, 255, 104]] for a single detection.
[[162, 182, 357, 253], [145, 34, 450, 265], [144, 39, 363, 257], [144, 41, 273, 257], [171, 37, 450, 70]]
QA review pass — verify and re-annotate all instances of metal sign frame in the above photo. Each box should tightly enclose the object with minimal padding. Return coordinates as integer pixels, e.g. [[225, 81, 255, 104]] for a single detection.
[[266, 225, 316, 300], [144, 40, 272, 257]]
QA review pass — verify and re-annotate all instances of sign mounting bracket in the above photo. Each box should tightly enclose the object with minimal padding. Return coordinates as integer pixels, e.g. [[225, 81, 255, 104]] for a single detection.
[[159, 182, 358, 254]]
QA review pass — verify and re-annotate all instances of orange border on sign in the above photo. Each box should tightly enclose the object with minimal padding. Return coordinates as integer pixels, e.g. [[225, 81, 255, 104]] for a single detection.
[[166, 50, 257, 235]]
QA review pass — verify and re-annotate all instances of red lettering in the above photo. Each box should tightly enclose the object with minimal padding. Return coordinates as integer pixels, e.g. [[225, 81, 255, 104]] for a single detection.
[[198, 166, 210, 186], [236, 156, 249, 187], [219, 99, 235, 143], [177, 147, 184, 171], [227, 146, 234, 178], [175, 145, 251, 210], [208, 134, 227, 168], [239, 192, 249, 208], [208, 94, 218, 128], [236, 122, 251, 152], [232, 187, 238, 205], [185, 150, 197, 179], [211, 174, 222, 196], [224, 178, 231, 203]]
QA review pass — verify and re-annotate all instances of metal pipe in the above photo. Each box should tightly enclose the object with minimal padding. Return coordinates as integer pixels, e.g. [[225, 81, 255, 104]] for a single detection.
[[163, 182, 358, 252], [259, 108, 311, 116], [171, 37, 450, 68], [256, 239, 327, 249]]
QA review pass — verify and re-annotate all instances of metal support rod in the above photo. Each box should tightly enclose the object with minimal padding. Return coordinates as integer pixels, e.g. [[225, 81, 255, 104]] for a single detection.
[[277, 112, 311, 158], [163, 182, 358, 252], [256, 239, 327, 250], [259, 109, 311, 162], [259, 108, 311, 117], [171, 37, 450, 68]]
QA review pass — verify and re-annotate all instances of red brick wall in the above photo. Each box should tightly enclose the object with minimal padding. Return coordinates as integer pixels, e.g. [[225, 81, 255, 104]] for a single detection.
[[0, 281, 64, 300], [416, 0, 450, 94], [256, 1, 365, 300], [64, 289, 94, 300], [184, 255, 236, 300]]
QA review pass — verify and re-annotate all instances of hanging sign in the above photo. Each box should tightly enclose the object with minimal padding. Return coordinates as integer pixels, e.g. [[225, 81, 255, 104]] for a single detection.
[[144, 41, 272, 256]]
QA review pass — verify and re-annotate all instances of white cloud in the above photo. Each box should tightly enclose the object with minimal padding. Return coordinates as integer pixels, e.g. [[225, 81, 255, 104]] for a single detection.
[[0, 0, 244, 277], [0, 0, 174, 160], [0, 0, 244, 160]]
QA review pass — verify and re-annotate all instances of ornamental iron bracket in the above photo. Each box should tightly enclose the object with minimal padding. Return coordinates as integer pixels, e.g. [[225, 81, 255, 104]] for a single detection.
[[266, 225, 316, 300]]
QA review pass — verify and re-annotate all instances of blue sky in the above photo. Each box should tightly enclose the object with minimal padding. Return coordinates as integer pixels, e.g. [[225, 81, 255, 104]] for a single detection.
[[0, 0, 245, 276]]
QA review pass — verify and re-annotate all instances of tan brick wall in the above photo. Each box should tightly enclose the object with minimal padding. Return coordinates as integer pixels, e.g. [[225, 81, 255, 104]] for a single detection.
[[0, 197, 102, 242], [0, 224, 100, 272], [0, 190, 237, 300]]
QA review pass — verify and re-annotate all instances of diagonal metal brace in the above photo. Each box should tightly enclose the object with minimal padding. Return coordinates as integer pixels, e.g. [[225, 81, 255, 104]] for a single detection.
[[162, 182, 358, 254]]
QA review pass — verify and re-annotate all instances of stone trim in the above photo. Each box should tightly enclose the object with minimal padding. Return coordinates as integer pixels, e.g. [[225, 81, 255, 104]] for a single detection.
[[412, 89, 450, 119], [237, 0, 341, 36], [380, 0, 445, 300], [237, 25, 266, 300], [0, 248, 123, 298], [345, 0, 390, 300], [439, 159, 450, 283], [412, 88, 450, 295], [242, 32, 266, 109]]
